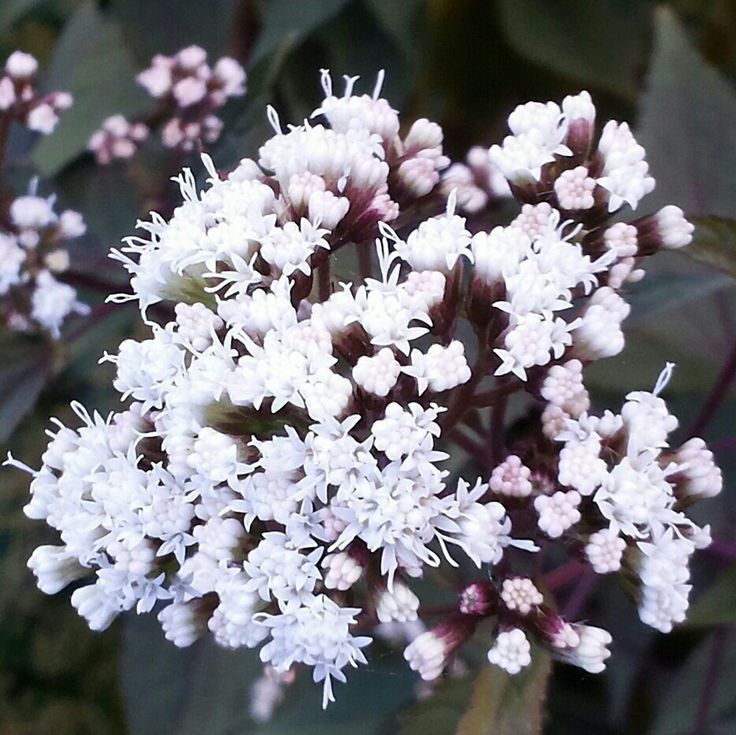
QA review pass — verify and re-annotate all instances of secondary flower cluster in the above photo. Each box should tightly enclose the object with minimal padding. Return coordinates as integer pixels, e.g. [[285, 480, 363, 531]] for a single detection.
[[11, 74, 720, 711], [0, 185, 88, 336], [88, 45, 246, 163], [0, 51, 72, 135], [87, 114, 149, 165]]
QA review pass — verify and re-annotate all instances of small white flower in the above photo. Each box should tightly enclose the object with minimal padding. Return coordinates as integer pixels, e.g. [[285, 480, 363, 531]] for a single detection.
[[376, 581, 420, 623], [31, 270, 89, 338], [534, 490, 581, 539], [353, 347, 400, 397], [500, 577, 543, 615], [27, 103, 59, 134], [603, 222, 638, 257], [6, 50, 38, 78], [554, 166, 596, 210], [653, 206, 694, 249], [596, 121, 655, 211], [396, 207, 472, 273], [158, 601, 208, 647], [671, 438, 723, 500], [27, 545, 87, 594], [541, 360, 589, 417], [553, 624, 612, 673], [404, 630, 449, 681], [403, 341, 471, 394], [471, 226, 531, 285], [585, 527, 626, 574], [370, 402, 442, 462], [257, 596, 370, 708], [322, 551, 364, 591], [489, 456, 533, 498], [557, 434, 608, 496], [488, 628, 532, 675], [573, 287, 629, 361], [244, 532, 323, 612]]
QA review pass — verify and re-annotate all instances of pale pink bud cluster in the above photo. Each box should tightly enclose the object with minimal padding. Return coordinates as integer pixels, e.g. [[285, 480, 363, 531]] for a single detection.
[[136, 45, 246, 151], [0, 51, 72, 134], [88, 114, 149, 165]]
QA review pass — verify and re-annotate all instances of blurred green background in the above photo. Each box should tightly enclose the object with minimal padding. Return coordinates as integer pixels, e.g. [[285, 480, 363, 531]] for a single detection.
[[1, 1, 736, 733]]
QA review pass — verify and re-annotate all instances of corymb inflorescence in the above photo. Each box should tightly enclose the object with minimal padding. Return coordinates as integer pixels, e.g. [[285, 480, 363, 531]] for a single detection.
[[8, 71, 719, 710]]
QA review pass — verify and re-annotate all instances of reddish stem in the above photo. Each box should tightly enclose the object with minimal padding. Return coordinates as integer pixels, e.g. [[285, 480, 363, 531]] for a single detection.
[[489, 388, 509, 467], [543, 560, 586, 592], [704, 537, 736, 562], [441, 331, 489, 431], [710, 435, 736, 454], [418, 604, 459, 618], [694, 627, 729, 735], [563, 567, 596, 619], [688, 341, 736, 438], [474, 379, 520, 407], [447, 429, 487, 464], [358, 242, 373, 281]]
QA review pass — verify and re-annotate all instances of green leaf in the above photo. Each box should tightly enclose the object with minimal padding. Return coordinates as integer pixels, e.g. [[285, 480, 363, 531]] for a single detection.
[[315, 0, 412, 105], [32, 2, 149, 177], [683, 216, 736, 278], [397, 654, 550, 735], [0, 341, 51, 445], [397, 674, 475, 735], [250, 0, 352, 64], [686, 564, 736, 627], [455, 655, 550, 735], [638, 8, 736, 216], [364, 0, 425, 65], [0, 0, 43, 31], [122, 613, 414, 735], [55, 159, 143, 246], [496, 0, 648, 100], [111, 0, 240, 66], [649, 629, 736, 735], [585, 256, 736, 395]]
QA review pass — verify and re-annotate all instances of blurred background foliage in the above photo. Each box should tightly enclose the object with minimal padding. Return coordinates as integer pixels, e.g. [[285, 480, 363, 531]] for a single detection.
[[1, 1, 736, 733]]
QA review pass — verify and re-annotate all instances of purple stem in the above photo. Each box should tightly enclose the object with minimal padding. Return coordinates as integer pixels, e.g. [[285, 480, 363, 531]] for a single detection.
[[543, 560, 586, 592], [694, 626, 729, 735], [710, 435, 736, 454], [688, 342, 736, 438], [489, 389, 508, 467], [447, 429, 487, 464], [358, 242, 373, 281], [704, 537, 736, 562], [563, 567, 596, 619]]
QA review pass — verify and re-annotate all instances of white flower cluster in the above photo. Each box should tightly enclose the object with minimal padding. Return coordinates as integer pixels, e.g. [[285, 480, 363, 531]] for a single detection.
[[1, 185, 88, 337], [487, 91, 657, 213], [11, 76, 719, 711], [88, 114, 149, 165], [0, 51, 72, 134], [554, 363, 719, 632]]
